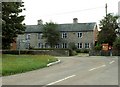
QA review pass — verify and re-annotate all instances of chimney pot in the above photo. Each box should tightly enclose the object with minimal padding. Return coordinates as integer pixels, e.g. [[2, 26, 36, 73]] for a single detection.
[[73, 18, 78, 23], [38, 19, 43, 25]]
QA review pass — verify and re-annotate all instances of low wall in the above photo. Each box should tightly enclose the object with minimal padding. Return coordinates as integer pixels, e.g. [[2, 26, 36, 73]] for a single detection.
[[89, 50, 120, 56], [2, 49, 70, 56]]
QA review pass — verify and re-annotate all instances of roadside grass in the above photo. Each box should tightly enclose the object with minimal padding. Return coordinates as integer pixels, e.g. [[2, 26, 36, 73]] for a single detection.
[[2, 54, 58, 76]]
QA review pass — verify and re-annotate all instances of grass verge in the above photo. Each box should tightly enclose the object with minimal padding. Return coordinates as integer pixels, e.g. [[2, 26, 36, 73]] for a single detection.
[[2, 54, 58, 76]]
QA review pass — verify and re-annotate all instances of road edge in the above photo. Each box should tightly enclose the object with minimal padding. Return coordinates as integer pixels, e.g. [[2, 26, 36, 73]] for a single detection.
[[47, 60, 61, 67]]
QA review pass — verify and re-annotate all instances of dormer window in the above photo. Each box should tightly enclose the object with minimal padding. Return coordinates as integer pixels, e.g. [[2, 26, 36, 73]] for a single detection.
[[78, 32, 82, 38]]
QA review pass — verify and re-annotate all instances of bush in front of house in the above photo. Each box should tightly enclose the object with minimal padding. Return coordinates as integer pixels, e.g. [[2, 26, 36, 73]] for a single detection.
[[76, 49, 89, 53], [68, 42, 77, 51], [69, 49, 77, 56], [94, 44, 102, 51]]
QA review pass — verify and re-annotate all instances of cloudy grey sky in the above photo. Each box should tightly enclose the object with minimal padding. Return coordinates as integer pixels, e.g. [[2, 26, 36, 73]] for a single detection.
[[22, 0, 120, 25]]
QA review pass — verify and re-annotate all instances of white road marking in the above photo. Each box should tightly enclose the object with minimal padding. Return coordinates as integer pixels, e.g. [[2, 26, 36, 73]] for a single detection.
[[46, 75, 76, 85], [109, 60, 115, 64], [89, 65, 106, 71]]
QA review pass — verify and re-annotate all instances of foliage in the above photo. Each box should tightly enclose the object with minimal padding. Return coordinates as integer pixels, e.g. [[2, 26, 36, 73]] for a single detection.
[[43, 22, 60, 48], [2, 2, 26, 49], [94, 43, 102, 50], [31, 48, 70, 50], [113, 37, 120, 50], [98, 13, 119, 46], [69, 49, 77, 56], [76, 48, 89, 53], [2, 55, 58, 76], [68, 42, 77, 50]]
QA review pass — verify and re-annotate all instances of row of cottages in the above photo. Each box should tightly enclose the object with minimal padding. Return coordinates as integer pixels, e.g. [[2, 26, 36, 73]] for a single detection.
[[16, 18, 98, 50]]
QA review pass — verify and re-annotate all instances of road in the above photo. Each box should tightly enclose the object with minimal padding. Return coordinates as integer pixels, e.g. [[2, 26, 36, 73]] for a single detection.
[[2, 56, 118, 86]]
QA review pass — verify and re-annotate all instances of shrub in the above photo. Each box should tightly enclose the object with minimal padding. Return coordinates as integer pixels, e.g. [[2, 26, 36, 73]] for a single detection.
[[76, 49, 81, 53], [80, 49, 89, 53], [75, 49, 89, 53], [68, 42, 77, 50], [94, 44, 102, 50], [69, 50, 77, 56]]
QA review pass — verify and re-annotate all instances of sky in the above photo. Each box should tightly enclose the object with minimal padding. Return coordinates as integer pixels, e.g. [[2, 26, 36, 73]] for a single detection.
[[22, 0, 120, 25]]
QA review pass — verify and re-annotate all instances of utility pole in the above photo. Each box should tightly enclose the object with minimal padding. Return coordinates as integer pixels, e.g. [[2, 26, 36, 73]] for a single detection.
[[105, 3, 107, 16]]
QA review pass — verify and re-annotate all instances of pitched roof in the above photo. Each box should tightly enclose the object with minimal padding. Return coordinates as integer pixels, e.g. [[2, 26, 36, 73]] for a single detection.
[[58, 22, 96, 32], [25, 25, 43, 33], [25, 22, 96, 33]]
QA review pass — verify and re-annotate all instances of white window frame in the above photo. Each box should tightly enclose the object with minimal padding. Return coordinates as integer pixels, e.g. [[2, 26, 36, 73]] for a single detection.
[[45, 43, 50, 48], [62, 43, 67, 48], [62, 32, 67, 38], [78, 32, 83, 38], [55, 44, 60, 48], [38, 33, 43, 39], [85, 43, 89, 48], [38, 43, 43, 48], [78, 43, 82, 49], [26, 34, 31, 40]]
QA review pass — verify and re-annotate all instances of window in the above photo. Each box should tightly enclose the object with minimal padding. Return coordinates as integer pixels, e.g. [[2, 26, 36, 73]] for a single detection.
[[38, 33, 43, 39], [26, 34, 31, 40], [26, 43, 30, 49], [62, 32, 67, 38], [78, 43, 82, 49], [62, 43, 67, 48], [78, 32, 82, 38], [45, 43, 50, 48], [85, 43, 89, 48], [38, 43, 43, 48], [55, 44, 60, 48]]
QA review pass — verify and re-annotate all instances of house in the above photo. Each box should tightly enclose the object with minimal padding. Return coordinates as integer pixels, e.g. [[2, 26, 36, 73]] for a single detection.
[[17, 18, 98, 50], [10, 37, 17, 50]]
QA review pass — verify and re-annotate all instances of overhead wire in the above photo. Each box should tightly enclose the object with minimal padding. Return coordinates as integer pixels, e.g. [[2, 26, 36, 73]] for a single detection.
[[44, 6, 105, 16]]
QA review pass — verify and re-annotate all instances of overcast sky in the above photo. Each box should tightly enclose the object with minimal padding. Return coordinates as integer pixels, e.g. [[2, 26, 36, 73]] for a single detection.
[[22, 0, 120, 25]]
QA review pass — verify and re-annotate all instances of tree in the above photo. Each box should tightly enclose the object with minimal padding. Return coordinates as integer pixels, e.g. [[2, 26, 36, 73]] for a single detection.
[[68, 42, 77, 50], [43, 22, 60, 48], [98, 13, 119, 46], [113, 37, 120, 50], [2, 2, 26, 49]]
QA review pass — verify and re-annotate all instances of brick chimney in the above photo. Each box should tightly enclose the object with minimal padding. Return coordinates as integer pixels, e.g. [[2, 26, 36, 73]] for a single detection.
[[38, 19, 43, 25], [73, 18, 78, 24]]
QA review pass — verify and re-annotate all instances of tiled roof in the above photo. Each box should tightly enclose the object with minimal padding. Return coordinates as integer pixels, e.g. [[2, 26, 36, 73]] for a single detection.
[[58, 22, 96, 32], [25, 25, 43, 33], [25, 22, 96, 33]]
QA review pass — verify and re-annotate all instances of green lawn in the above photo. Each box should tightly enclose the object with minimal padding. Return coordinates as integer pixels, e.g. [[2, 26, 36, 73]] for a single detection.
[[1, 54, 58, 76]]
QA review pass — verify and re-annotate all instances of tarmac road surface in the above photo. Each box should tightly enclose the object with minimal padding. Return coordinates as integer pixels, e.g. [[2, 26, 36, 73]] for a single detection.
[[2, 56, 118, 86]]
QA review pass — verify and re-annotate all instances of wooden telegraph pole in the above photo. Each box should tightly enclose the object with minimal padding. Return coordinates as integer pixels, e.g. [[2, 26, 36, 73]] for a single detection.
[[105, 3, 107, 16]]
